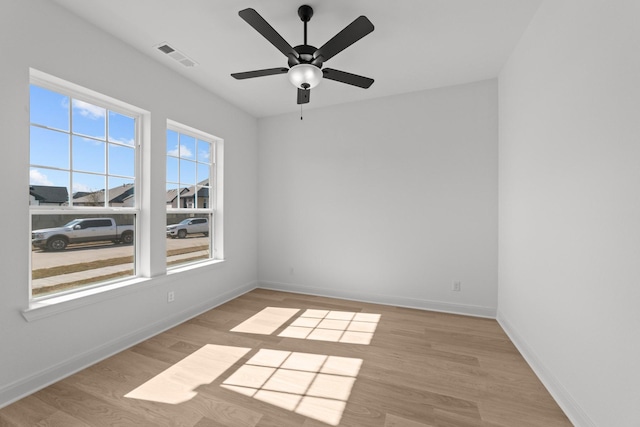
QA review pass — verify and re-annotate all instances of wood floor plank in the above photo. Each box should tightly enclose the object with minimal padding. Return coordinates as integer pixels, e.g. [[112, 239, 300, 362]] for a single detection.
[[193, 417, 228, 427], [33, 383, 148, 427], [0, 290, 572, 426], [33, 410, 93, 427], [0, 395, 59, 426], [432, 408, 503, 427], [384, 413, 435, 427]]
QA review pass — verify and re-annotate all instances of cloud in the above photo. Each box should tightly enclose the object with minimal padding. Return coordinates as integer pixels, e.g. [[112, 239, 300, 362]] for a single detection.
[[110, 136, 135, 146], [72, 182, 94, 193], [30, 169, 53, 186], [168, 144, 193, 158], [72, 99, 106, 120]]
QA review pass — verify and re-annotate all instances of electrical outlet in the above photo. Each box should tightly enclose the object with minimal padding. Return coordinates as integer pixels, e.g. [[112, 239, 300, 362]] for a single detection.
[[167, 291, 175, 303], [452, 281, 461, 292]]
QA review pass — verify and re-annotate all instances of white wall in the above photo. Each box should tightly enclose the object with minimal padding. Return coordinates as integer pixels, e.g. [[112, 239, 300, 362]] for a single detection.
[[258, 80, 498, 317], [0, 0, 258, 406], [498, 0, 640, 425]]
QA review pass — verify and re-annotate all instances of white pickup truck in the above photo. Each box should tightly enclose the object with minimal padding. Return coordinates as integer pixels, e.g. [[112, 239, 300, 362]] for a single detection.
[[32, 218, 134, 251], [166, 218, 209, 238]]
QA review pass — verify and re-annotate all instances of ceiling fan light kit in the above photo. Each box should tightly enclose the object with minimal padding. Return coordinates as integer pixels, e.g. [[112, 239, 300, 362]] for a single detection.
[[231, 5, 374, 106], [288, 64, 322, 89]]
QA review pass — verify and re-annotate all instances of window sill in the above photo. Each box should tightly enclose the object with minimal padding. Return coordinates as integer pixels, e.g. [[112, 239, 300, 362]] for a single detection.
[[23, 277, 152, 322], [167, 258, 225, 275], [23, 259, 226, 322]]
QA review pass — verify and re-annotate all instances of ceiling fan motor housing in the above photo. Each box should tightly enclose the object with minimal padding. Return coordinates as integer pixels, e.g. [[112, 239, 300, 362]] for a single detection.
[[288, 44, 320, 67]]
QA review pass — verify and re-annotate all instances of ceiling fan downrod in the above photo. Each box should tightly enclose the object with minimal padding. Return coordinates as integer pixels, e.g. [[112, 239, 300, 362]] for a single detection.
[[298, 5, 313, 45]]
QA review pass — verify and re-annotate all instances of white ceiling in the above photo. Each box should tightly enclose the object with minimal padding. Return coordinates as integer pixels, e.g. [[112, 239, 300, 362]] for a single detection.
[[53, 0, 542, 118]]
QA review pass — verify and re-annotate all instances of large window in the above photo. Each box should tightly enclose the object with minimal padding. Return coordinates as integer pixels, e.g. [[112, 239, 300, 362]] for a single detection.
[[27, 71, 223, 304], [29, 72, 141, 298], [166, 123, 218, 268]]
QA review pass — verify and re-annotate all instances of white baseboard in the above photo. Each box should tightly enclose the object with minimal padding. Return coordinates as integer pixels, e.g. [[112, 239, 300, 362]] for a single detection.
[[259, 280, 496, 318], [497, 311, 595, 427], [0, 280, 257, 409]]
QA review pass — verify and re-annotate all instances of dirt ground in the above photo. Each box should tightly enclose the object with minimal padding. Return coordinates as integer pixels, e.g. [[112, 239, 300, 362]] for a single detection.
[[31, 235, 209, 269]]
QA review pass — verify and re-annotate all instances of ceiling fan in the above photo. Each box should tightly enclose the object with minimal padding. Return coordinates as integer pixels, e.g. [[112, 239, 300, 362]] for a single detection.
[[231, 5, 374, 105]]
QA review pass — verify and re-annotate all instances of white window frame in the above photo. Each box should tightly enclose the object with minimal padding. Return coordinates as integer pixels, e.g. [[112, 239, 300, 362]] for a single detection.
[[29, 69, 145, 300], [166, 119, 224, 267]]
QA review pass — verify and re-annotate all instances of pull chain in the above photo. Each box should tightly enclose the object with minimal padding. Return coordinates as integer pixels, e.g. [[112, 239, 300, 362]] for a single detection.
[[300, 104, 303, 120]]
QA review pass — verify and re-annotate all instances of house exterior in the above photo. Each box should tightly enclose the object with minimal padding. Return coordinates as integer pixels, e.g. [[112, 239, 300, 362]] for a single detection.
[[166, 180, 209, 208], [72, 183, 135, 207], [166, 188, 188, 208], [29, 185, 69, 206]]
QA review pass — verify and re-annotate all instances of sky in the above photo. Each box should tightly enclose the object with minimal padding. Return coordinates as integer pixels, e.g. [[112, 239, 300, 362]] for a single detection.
[[29, 85, 212, 200]]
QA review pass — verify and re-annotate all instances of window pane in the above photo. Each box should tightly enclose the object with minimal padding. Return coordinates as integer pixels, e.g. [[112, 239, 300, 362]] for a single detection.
[[30, 167, 69, 188], [197, 163, 210, 183], [166, 183, 181, 209], [106, 177, 135, 207], [167, 156, 179, 183], [31, 213, 135, 298], [108, 143, 135, 177], [30, 126, 69, 169], [30, 85, 69, 131], [73, 136, 105, 174], [108, 111, 135, 146], [179, 134, 196, 159], [167, 129, 179, 157], [194, 185, 210, 208], [197, 139, 211, 163], [166, 213, 211, 268], [180, 159, 196, 185], [72, 172, 105, 206], [72, 99, 106, 139], [29, 172, 70, 206]]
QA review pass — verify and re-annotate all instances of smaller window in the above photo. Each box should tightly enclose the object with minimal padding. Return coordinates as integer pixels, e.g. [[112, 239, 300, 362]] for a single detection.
[[166, 121, 221, 269]]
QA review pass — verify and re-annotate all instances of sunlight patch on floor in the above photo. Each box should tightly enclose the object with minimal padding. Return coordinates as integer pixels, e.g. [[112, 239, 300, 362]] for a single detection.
[[124, 344, 250, 404], [125, 306, 380, 423], [230, 307, 300, 335], [278, 309, 381, 345], [221, 349, 362, 426]]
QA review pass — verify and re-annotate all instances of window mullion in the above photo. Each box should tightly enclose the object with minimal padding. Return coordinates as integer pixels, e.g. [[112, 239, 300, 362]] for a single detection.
[[69, 98, 74, 207], [105, 109, 109, 208]]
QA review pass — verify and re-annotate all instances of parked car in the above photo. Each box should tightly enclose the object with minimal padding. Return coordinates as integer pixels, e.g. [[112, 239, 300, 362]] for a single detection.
[[32, 218, 134, 251], [166, 218, 209, 238]]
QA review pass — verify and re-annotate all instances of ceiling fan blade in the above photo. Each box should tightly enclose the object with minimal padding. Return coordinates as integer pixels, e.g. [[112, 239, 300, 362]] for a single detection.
[[231, 67, 289, 80], [297, 88, 310, 104], [313, 16, 374, 62], [239, 8, 300, 63], [322, 68, 374, 89]]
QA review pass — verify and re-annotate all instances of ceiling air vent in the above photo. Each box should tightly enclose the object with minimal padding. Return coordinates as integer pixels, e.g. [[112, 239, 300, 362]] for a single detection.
[[155, 42, 198, 68]]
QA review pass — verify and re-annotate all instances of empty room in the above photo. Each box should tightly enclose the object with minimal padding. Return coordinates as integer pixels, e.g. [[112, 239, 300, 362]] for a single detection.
[[0, 1, 638, 426]]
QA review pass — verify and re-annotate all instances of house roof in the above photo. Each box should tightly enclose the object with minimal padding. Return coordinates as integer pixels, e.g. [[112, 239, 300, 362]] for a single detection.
[[177, 180, 209, 199], [30, 185, 69, 204], [166, 188, 187, 204], [166, 180, 209, 203], [73, 183, 135, 205]]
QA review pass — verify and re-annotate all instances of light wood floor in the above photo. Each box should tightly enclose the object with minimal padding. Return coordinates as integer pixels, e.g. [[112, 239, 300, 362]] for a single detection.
[[0, 289, 572, 426]]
